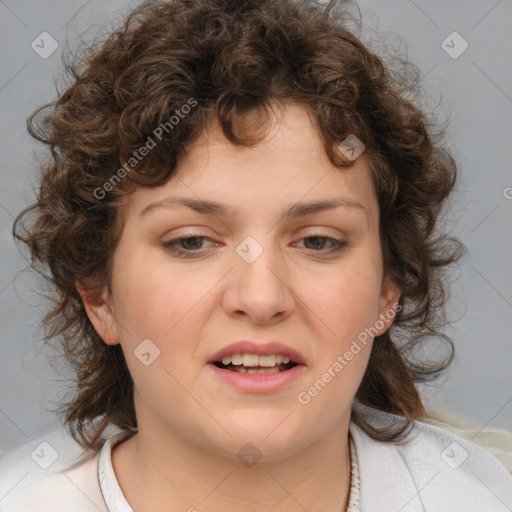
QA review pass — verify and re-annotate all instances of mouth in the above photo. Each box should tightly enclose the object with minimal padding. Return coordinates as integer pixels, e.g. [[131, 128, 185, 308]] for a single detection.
[[207, 343, 306, 392], [211, 354, 299, 374]]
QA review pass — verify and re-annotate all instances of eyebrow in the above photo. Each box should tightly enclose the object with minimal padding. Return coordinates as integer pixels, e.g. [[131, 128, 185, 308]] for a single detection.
[[139, 196, 367, 220]]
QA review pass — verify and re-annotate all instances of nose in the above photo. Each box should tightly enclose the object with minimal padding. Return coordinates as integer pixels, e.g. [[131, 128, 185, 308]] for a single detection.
[[222, 236, 295, 325]]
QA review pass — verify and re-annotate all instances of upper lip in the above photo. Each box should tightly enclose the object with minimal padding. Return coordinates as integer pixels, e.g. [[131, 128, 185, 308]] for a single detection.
[[208, 341, 306, 366]]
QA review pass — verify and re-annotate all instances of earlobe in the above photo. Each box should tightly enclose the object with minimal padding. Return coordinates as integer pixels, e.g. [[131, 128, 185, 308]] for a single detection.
[[75, 279, 120, 346]]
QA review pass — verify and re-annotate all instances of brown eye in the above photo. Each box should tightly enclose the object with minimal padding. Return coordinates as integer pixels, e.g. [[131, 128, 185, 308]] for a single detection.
[[178, 236, 204, 250], [298, 235, 347, 254], [162, 235, 217, 257]]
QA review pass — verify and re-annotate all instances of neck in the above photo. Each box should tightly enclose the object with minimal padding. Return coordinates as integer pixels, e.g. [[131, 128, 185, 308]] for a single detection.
[[111, 419, 352, 512]]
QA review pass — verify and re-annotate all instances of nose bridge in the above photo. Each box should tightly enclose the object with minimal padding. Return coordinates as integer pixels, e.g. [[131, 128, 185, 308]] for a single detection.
[[235, 233, 284, 280], [225, 233, 294, 322]]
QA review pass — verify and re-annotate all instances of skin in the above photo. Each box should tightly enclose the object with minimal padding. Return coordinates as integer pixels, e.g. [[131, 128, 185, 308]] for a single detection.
[[79, 102, 401, 512]]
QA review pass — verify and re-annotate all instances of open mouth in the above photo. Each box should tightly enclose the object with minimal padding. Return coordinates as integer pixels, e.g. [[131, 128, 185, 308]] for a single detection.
[[212, 360, 299, 374], [208, 350, 306, 391]]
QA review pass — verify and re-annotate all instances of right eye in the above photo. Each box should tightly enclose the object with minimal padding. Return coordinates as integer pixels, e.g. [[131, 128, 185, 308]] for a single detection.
[[162, 235, 219, 257]]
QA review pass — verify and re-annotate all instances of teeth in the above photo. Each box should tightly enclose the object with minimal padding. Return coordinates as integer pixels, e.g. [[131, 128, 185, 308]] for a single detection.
[[231, 354, 243, 365], [246, 367, 280, 374], [220, 353, 293, 367], [224, 366, 281, 374], [242, 353, 260, 367]]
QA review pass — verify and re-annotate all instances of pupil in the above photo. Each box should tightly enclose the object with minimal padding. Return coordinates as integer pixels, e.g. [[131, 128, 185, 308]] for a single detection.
[[183, 236, 202, 249], [305, 236, 325, 250]]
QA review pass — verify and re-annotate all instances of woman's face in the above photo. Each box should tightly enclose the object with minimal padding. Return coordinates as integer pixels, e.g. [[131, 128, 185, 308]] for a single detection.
[[85, 103, 400, 460]]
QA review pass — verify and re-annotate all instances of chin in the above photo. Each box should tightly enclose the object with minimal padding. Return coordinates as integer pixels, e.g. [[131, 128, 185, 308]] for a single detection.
[[204, 414, 308, 461]]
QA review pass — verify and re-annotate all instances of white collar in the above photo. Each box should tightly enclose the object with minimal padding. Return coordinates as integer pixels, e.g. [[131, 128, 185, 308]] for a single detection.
[[98, 430, 362, 512], [96, 413, 512, 512]]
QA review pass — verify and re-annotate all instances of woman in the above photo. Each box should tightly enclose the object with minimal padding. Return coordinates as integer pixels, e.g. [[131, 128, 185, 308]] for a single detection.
[[3, 0, 512, 510]]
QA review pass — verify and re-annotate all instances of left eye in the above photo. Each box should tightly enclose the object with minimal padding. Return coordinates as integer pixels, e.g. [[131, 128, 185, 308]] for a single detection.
[[297, 235, 346, 252], [162, 234, 346, 256]]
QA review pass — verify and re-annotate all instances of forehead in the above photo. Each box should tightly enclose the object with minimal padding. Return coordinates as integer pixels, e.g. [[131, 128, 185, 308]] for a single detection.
[[121, 103, 377, 226]]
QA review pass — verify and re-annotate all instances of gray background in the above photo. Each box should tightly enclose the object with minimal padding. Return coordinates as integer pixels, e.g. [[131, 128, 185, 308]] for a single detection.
[[1, 0, 511, 456]]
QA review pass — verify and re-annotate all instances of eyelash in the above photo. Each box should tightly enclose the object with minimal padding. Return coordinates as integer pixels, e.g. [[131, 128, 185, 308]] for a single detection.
[[162, 233, 347, 257]]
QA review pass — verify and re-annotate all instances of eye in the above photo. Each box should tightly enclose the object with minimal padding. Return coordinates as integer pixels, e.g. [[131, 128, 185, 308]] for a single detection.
[[296, 234, 347, 254], [161, 233, 347, 258], [162, 235, 217, 257]]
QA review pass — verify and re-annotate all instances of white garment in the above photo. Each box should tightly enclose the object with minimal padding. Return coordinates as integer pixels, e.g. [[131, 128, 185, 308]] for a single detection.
[[347, 433, 361, 512], [1, 409, 511, 511]]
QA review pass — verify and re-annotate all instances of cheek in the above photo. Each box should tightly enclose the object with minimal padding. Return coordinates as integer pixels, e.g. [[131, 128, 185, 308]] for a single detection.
[[109, 247, 212, 400], [111, 245, 189, 333], [306, 257, 382, 344], [110, 244, 219, 370]]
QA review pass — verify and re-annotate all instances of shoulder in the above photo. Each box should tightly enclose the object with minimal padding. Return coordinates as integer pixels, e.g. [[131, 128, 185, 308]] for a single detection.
[[423, 406, 512, 473], [0, 427, 120, 512], [350, 407, 512, 512]]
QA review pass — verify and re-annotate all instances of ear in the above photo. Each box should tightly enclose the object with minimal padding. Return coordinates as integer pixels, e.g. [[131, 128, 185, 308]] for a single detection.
[[375, 274, 401, 336], [76, 279, 120, 346]]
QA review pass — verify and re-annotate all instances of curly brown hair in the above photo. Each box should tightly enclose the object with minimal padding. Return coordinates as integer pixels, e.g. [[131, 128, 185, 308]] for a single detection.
[[13, 0, 465, 452]]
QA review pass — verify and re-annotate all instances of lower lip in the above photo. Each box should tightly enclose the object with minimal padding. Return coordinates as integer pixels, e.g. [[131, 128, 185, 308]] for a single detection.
[[207, 363, 306, 393]]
